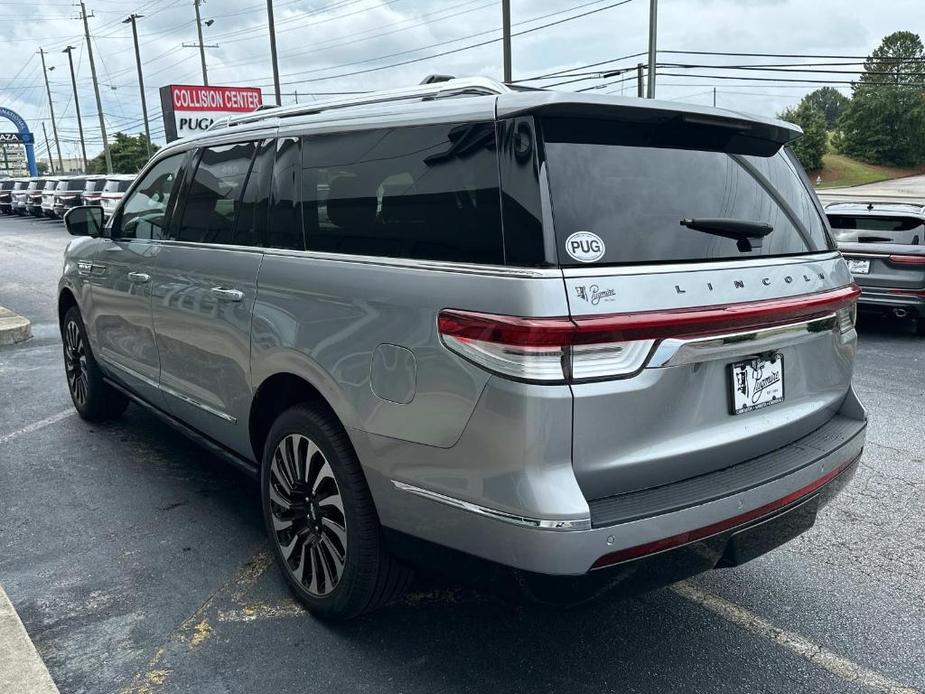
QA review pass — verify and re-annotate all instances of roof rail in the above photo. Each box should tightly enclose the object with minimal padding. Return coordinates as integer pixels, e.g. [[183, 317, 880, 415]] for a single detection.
[[208, 76, 510, 131]]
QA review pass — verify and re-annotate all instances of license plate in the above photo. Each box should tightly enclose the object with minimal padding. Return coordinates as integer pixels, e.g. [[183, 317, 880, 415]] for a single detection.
[[729, 354, 784, 415], [847, 259, 870, 275]]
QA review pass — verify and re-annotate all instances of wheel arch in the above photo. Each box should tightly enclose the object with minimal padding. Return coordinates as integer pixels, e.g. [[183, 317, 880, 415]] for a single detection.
[[249, 372, 351, 465], [58, 287, 78, 327]]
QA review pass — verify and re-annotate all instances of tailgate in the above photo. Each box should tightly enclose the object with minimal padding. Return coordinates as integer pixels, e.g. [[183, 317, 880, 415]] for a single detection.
[[564, 256, 857, 499]]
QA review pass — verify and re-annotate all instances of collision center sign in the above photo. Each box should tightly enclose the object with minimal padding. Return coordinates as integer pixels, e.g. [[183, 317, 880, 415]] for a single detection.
[[160, 84, 264, 142]]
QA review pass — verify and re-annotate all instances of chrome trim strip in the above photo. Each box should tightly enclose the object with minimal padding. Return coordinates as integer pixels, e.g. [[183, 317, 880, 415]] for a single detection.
[[561, 252, 841, 278], [152, 240, 562, 278], [391, 480, 592, 531], [158, 383, 238, 423], [101, 356, 237, 423], [647, 314, 839, 368], [102, 356, 160, 389]]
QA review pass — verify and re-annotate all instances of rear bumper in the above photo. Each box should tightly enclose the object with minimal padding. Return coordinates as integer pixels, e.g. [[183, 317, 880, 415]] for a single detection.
[[376, 388, 866, 576], [857, 286, 925, 312]]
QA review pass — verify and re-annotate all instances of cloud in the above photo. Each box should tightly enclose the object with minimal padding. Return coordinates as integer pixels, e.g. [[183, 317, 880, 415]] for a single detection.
[[0, 0, 921, 161]]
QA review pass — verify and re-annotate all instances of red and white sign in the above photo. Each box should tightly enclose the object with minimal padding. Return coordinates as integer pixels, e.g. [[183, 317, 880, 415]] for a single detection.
[[160, 84, 264, 141]]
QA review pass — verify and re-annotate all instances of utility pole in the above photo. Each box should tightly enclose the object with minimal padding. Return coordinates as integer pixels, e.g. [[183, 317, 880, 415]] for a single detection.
[[266, 0, 281, 105], [62, 46, 88, 173], [79, 2, 112, 173], [194, 0, 209, 85], [646, 0, 657, 98], [42, 122, 55, 174], [37, 49, 64, 173], [637, 63, 645, 97], [501, 0, 512, 82], [123, 14, 152, 158]]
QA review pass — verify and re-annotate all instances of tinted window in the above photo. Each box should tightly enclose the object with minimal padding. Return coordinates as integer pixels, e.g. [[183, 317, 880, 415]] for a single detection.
[[268, 137, 303, 250], [497, 117, 552, 267], [1, 180, 14, 190], [542, 117, 833, 266], [104, 179, 133, 193], [66, 178, 86, 191], [301, 122, 503, 264], [116, 153, 185, 240], [234, 139, 274, 247], [84, 180, 103, 192], [176, 142, 256, 245]]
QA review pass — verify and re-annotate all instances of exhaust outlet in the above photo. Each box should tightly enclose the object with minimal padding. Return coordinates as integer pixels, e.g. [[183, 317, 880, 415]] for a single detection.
[[893, 308, 908, 319]]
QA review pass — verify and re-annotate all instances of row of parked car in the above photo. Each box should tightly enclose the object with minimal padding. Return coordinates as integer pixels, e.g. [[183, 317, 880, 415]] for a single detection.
[[0, 174, 135, 220]]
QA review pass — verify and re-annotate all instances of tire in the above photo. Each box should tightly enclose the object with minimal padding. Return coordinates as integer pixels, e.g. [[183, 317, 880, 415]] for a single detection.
[[61, 306, 129, 421], [260, 404, 412, 620]]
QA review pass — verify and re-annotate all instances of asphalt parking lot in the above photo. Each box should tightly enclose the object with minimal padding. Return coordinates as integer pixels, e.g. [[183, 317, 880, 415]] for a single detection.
[[0, 213, 923, 694]]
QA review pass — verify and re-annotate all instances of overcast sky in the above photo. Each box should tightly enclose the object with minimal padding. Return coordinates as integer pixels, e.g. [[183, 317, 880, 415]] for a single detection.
[[0, 0, 922, 162]]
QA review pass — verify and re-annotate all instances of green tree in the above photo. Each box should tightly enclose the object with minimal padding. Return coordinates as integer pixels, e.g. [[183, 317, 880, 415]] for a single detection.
[[780, 102, 828, 171], [87, 133, 158, 174], [802, 87, 849, 129], [835, 31, 925, 166]]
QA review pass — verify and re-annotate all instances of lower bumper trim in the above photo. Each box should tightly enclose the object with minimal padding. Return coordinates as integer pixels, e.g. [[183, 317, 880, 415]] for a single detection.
[[590, 452, 860, 570]]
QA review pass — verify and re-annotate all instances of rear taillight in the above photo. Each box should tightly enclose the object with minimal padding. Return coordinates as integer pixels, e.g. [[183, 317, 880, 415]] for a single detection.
[[438, 285, 861, 383], [888, 254, 925, 265]]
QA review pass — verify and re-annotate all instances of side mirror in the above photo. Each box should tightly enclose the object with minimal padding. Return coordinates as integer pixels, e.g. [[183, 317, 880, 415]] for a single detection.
[[63, 206, 103, 238]]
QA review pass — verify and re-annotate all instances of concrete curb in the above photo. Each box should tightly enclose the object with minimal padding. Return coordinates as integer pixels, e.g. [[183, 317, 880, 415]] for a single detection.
[[0, 585, 59, 694], [0, 306, 31, 345]]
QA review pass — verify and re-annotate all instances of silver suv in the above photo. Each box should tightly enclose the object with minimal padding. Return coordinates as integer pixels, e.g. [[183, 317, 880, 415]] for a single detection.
[[59, 77, 866, 619]]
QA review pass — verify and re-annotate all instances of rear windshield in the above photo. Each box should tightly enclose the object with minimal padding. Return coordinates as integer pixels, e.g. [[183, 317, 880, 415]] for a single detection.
[[28, 180, 48, 191], [84, 180, 103, 192], [827, 215, 924, 245], [0, 180, 13, 190], [65, 179, 86, 190], [542, 117, 833, 266]]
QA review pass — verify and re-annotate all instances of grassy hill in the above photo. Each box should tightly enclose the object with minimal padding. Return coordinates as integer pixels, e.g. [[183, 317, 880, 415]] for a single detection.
[[811, 153, 925, 189]]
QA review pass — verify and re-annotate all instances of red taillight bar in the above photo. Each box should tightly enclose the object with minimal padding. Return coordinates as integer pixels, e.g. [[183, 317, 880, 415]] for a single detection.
[[886, 288, 925, 297], [888, 254, 925, 265], [438, 285, 860, 347], [591, 453, 861, 570]]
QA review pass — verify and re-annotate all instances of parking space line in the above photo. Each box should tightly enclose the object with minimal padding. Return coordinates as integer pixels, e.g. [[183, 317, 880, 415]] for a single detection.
[[672, 581, 920, 694], [0, 409, 74, 446]]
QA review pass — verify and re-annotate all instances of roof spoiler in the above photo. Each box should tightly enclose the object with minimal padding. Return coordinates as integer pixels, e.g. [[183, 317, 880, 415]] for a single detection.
[[498, 92, 802, 157]]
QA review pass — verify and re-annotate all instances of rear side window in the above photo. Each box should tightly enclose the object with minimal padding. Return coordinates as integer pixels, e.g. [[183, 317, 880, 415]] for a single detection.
[[542, 117, 833, 266], [176, 142, 256, 245], [300, 122, 503, 264], [268, 137, 303, 251]]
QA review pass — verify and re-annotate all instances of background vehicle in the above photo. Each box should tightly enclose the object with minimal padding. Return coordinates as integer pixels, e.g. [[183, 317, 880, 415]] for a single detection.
[[12, 178, 34, 215], [53, 177, 88, 218], [58, 78, 865, 620], [26, 178, 49, 216], [79, 177, 106, 207], [827, 201, 925, 335], [0, 178, 17, 214], [41, 177, 62, 217], [98, 175, 135, 220]]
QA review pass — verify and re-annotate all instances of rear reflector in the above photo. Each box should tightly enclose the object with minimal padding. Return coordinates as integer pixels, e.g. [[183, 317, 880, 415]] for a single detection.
[[590, 453, 861, 570], [438, 285, 860, 383], [888, 254, 925, 265]]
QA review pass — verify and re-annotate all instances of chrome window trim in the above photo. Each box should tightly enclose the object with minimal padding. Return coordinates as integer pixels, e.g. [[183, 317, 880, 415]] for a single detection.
[[101, 356, 237, 423], [391, 480, 592, 531], [647, 314, 840, 369], [561, 252, 842, 278]]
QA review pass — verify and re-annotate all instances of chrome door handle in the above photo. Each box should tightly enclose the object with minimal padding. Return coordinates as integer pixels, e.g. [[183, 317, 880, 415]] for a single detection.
[[127, 272, 150, 284], [211, 287, 244, 302]]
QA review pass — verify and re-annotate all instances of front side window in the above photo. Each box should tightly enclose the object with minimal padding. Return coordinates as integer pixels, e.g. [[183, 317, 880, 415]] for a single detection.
[[176, 142, 256, 245], [116, 153, 186, 240], [301, 122, 503, 264]]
